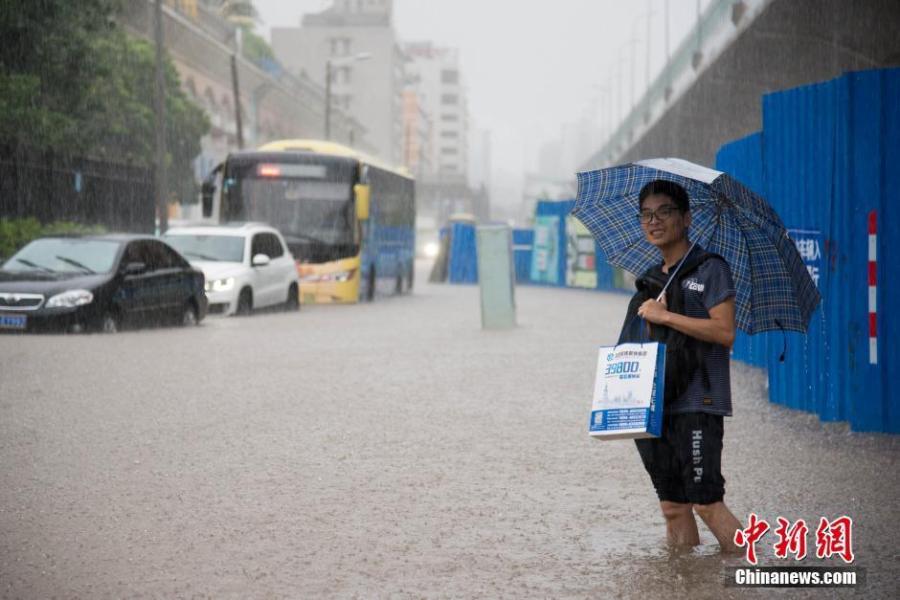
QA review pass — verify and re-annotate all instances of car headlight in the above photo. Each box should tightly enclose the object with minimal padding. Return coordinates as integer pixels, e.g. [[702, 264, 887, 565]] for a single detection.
[[205, 277, 235, 293], [424, 242, 440, 258], [45, 289, 94, 308]]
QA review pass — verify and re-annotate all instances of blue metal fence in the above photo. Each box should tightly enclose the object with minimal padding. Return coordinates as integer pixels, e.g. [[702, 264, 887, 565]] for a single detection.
[[715, 67, 899, 433], [512, 228, 534, 283], [448, 222, 478, 284]]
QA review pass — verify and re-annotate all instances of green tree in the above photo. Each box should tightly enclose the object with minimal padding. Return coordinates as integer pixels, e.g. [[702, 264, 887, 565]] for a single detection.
[[79, 31, 209, 202], [0, 0, 209, 201], [0, 0, 120, 149], [241, 27, 276, 66]]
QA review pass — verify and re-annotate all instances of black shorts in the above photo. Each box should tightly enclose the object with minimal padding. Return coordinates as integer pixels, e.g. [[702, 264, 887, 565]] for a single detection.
[[634, 412, 726, 505]]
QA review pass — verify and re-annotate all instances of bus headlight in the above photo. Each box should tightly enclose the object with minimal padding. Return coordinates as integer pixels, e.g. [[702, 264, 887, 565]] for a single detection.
[[301, 269, 356, 283], [205, 277, 235, 292], [332, 269, 355, 283]]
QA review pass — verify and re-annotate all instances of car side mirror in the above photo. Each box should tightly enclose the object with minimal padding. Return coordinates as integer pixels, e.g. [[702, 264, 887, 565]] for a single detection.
[[252, 253, 270, 267], [124, 262, 147, 275]]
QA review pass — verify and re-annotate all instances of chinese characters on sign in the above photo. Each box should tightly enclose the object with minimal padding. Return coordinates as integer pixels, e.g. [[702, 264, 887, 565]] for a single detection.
[[788, 229, 823, 288], [735, 514, 854, 565]]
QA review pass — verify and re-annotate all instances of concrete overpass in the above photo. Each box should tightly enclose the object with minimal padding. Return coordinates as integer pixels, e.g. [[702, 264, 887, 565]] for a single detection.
[[581, 0, 900, 171]]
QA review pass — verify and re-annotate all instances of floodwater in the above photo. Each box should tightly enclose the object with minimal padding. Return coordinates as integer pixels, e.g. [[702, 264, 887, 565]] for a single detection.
[[1, 266, 897, 598]]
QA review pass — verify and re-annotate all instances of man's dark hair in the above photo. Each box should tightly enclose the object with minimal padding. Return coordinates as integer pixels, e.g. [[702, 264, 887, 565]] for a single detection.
[[638, 180, 690, 213]]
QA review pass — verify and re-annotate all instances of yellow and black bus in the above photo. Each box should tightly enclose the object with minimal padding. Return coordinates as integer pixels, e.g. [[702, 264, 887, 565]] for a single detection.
[[202, 140, 415, 303]]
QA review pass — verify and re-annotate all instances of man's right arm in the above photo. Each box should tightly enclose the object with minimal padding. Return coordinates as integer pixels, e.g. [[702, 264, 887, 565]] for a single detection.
[[659, 296, 736, 348]]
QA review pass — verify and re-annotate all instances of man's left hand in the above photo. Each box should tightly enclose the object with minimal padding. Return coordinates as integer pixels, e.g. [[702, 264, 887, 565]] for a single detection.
[[637, 296, 669, 325]]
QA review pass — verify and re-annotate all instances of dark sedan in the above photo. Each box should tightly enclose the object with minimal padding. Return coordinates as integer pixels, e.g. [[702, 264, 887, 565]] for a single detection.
[[0, 234, 207, 333]]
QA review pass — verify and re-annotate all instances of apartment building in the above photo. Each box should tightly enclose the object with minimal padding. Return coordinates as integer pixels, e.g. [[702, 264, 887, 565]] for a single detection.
[[271, 0, 405, 164]]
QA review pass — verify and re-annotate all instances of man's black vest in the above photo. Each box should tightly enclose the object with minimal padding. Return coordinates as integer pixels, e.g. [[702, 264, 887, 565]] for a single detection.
[[618, 247, 724, 405]]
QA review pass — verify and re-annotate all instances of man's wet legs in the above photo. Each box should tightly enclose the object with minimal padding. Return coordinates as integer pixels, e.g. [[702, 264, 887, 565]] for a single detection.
[[694, 501, 741, 552], [660, 501, 700, 546]]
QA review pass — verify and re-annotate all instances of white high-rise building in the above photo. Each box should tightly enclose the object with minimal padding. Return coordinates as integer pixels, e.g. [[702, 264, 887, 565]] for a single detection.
[[271, 0, 405, 164], [403, 42, 468, 181]]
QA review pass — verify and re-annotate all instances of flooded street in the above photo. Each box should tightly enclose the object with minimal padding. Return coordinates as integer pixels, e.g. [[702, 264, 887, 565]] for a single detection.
[[1, 266, 896, 598]]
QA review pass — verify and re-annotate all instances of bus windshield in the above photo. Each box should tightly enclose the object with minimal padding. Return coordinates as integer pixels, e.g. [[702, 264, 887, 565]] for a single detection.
[[222, 156, 359, 262], [241, 178, 353, 246]]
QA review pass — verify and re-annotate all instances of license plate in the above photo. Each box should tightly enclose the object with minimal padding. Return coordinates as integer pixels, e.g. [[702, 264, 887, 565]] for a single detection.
[[0, 313, 27, 330]]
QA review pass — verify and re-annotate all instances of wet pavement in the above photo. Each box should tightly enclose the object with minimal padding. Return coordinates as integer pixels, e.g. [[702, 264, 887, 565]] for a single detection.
[[1, 264, 898, 598]]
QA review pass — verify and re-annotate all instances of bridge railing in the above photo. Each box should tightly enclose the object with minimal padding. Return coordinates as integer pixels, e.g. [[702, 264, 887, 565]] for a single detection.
[[584, 0, 772, 169]]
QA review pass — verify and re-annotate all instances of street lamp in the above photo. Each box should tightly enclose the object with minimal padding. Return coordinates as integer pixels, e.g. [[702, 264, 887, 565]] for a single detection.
[[325, 52, 372, 141]]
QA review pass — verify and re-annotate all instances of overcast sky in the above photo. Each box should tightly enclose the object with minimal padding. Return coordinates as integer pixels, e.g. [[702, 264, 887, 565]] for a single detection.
[[252, 0, 709, 208]]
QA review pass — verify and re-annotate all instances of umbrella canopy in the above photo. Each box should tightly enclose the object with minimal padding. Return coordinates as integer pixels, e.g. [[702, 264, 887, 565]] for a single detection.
[[573, 158, 821, 334]]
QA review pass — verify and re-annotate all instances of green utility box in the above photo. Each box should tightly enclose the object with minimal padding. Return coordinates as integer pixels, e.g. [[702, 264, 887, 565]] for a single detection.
[[476, 225, 516, 329]]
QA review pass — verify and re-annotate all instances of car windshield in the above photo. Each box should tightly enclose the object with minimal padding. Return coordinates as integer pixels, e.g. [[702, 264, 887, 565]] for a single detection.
[[1, 238, 121, 274], [164, 234, 245, 263]]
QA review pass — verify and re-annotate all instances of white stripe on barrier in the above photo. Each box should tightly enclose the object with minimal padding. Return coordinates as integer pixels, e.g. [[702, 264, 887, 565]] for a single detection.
[[868, 234, 877, 261], [870, 338, 878, 365], [869, 286, 877, 313]]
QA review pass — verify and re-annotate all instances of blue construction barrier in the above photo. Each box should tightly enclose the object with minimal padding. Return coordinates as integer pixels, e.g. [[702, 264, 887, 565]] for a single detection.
[[532, 200, 575, 286], [594, 245, 617, 291], [715, 67, 900, 433], [512, 228, 534, 283], [448, 222, 478, 284]]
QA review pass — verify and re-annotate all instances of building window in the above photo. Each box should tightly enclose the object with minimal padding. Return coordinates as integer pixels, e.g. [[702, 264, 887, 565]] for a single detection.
[[440, 114, 458, 122], [440, 130, 458, 138], [441, 147, 458, 155], [441, 69, 459, 84], [329, 37, 351, 57], [440, 93, 458, 105]]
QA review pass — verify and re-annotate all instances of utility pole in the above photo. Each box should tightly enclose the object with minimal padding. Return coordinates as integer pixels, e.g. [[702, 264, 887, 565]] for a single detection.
[[665, 0, 673, 101], [324, 59, 332, 140], [230, 28, 244, 149], [629, 32, 637, 113], [616, 51, 624, 126], [693, 0, 704, 70], [153, 0, 168, 233], [645, 0, 652, 99]]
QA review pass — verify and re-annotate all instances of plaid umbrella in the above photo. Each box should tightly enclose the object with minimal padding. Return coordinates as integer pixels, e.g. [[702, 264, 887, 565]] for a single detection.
[[572, 158, 821, 334]]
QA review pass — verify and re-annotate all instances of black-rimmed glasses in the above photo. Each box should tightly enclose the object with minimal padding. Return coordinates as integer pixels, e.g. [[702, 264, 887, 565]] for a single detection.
[[638, 205, 682, 224]]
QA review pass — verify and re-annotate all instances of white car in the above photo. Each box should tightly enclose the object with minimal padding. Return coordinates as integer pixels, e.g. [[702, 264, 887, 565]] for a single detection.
[[164, 223, 299, 316]]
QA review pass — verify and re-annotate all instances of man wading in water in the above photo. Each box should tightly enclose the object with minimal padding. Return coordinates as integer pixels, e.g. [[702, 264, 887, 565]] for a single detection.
[[619, 180, 741, 550]]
